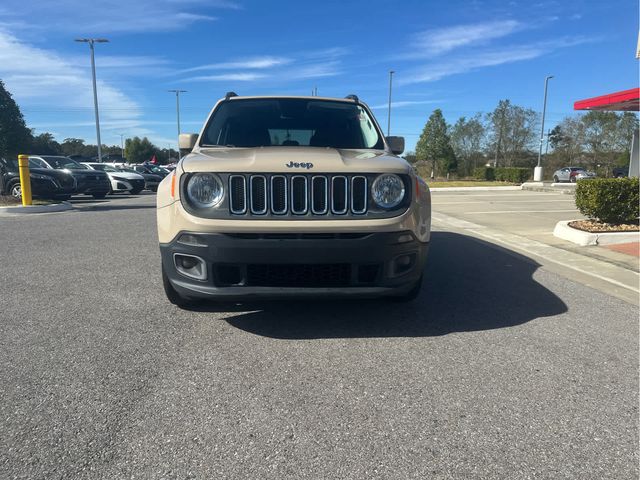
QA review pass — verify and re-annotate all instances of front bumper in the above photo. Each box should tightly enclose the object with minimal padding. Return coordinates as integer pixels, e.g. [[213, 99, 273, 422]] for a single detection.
[[160, 231, 428, 299]]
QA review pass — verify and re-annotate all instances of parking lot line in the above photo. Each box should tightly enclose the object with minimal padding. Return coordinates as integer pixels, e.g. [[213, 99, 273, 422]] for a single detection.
[[465, 209, 579, 214], [432, 200, 577, 204]]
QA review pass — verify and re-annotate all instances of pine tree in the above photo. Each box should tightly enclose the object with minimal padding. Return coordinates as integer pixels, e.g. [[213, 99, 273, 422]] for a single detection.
[[415, 109, 457, 177], [0, 80, 32, 158]]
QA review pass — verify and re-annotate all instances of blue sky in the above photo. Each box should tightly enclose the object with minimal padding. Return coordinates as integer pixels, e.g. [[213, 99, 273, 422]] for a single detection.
[[0, 0, 637, 152]]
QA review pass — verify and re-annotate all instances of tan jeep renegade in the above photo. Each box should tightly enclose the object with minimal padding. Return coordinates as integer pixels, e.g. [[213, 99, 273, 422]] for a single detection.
[[156, 93, 431, 306]]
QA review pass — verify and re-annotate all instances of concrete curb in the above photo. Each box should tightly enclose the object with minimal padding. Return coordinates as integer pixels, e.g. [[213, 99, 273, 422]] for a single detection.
[[522, 182, 576, 195], [0, 202, 74, 216], [430, 186, 523, 192], [553, 220, 640, 246]]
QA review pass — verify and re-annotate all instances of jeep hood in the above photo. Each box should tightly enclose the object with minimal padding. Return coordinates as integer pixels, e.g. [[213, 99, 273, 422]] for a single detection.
[[180, 147, 411, 174]]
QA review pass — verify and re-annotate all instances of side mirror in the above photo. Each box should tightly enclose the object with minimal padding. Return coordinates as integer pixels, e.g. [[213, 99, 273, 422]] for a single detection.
[[179, 133, 198, 151], [386, 136, 405, 155]]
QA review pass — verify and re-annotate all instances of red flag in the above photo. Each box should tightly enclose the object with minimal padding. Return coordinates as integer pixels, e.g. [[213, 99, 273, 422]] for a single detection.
[[150, 155, 157, 164]]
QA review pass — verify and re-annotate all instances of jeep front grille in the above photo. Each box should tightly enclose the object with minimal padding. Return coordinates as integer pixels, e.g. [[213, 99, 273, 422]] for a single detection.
[[229, 174, 368, 217]]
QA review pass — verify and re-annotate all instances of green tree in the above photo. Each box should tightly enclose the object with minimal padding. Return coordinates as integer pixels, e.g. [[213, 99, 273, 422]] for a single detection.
[[415, 109, 457, 177], [0, 80, 32, 158], [402, 151, 417, 164], [125, 136, 157, 163], [59, 138, 87, 156], [29, 132, 60, 155], [581, 111, 620, 174], [450, 114, 486, 176], [487, 99, 538, 167]]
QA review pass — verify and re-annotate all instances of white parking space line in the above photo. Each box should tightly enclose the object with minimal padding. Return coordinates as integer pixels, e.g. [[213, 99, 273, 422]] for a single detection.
[[465, 209, 579, 214], [432, 200, 577, 204]]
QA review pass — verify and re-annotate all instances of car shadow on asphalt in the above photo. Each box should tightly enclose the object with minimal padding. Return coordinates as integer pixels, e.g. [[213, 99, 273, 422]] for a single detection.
[[189, 232, 568, 339]]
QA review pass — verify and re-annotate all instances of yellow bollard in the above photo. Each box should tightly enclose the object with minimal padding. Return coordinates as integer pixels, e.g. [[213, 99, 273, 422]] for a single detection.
[[18, 154, 32, 206]]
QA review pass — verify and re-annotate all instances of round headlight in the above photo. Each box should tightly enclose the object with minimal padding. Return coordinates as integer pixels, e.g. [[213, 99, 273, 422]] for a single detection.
[[186, 173, 224, 208], [372, 174, 405, 209]]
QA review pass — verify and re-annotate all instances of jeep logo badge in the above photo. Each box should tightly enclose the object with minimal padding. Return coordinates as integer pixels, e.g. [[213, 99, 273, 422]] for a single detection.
[[285, 161, 314, 169]]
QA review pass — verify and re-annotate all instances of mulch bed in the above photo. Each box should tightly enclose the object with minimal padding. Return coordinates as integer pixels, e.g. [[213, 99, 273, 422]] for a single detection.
[[0, 195, 20, 206], [569, 220, 640, 233]]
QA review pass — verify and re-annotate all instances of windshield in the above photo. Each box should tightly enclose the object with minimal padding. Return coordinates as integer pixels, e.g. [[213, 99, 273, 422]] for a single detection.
[[90, 164, 118, 172], [41, 156, 87, 170], [201, 98, 384, 149], [146, 165, 167, 174]]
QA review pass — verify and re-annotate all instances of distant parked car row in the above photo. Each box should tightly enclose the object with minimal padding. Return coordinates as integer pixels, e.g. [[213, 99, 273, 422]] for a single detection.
[[0, 155, 165, 200]]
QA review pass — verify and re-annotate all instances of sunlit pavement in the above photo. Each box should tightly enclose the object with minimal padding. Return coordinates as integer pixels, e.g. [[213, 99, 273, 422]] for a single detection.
[[0, 193, 637, 479]]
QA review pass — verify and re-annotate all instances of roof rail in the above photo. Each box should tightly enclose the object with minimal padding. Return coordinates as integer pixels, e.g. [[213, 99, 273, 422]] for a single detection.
[[345, 94, 359, 103], [225, 91, 238, 100]]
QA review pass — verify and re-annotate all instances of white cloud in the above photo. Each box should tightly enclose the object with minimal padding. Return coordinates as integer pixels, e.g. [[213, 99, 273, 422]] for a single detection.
[[399, 37, 593, 85], [370, 100, 442, 109], [411, 20, 523, 57], [0, 0, 237, 33], [184, 72, 268, 82], [0, 29, 161, 146], [177, 56, 292, 74], [0, 30, 141, 122]]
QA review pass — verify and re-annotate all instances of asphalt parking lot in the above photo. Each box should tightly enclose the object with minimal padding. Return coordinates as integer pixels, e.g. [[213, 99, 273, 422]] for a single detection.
[[0, 192, 638, 479]]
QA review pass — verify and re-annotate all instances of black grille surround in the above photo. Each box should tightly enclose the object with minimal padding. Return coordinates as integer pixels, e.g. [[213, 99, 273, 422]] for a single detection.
[[180, 172, 412, 220]]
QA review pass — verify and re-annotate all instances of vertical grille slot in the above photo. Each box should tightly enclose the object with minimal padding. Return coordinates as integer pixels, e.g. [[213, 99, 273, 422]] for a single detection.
[[271, 175, 287, 214], [331, 176, 348, 214], [250, 175, 267, 214], [351, 176, 367, 214], [290, 176, 308, 214], [311, 176, 328, 214], [229, 175, 247, 214]]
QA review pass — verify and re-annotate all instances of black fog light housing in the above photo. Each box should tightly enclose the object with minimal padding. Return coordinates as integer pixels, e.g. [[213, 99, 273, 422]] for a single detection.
[[392, 253, 416, 276], [177, 233, 207, 247], [173, 253, 207, 280]]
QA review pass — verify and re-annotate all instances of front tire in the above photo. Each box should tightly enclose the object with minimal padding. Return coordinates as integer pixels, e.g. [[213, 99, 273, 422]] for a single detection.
[[162, 265, 196, 308], [130, 187, 143, 195], [149, 186, 158, 193], [553, 175, 559, 183], [9, 181, 22, 199]]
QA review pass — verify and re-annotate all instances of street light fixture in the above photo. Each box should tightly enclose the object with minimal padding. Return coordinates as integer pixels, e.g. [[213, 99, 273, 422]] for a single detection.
[[168, 90, 187, 149], [387, 70, 395, 136], [75, 38, 109, 162], [535, 75, 554, 182]]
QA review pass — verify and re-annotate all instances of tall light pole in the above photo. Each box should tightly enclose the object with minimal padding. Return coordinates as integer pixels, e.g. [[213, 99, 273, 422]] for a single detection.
[[535, 75, 553, 181], [168, 90, 187, 149], [75, 38, 109, 162], [387, 70, 395, 136], [117, 134, 125, 159]]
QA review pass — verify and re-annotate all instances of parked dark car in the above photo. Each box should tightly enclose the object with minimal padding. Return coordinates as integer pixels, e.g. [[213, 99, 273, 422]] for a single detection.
[[0, 157, 77, 200], [131, 164, 170, 178], [28, 155, 111, 198], [613, 166, 629, 178], [94, 154, 127, 164], [117, 167, 162, 192]]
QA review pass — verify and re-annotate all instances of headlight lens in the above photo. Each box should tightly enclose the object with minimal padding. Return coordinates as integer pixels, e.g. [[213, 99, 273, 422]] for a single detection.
[[371, 174, 405, 209], [186, 173, 224, 208]]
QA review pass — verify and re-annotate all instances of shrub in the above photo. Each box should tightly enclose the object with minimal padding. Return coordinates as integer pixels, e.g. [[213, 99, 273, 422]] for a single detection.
[[473, 167, 495, 181], [575, 177, 639, 224], [494, 167, 532, 183]]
